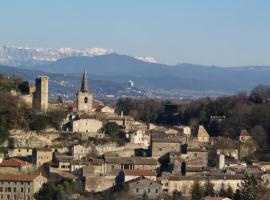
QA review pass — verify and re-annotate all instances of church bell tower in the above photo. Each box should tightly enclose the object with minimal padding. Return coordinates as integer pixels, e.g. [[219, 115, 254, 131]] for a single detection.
[[77, 68, 93, 113]]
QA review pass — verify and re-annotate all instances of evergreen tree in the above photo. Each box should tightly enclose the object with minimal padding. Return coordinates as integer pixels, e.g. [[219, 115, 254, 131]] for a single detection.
[[233, 189, 241, 200], [142, 191, 149, 200], [191, 181, 203, 200], [219, 183, 226, 197], [203, 178, 214, 196], [226, 185, 234, 199], [239, 173, 264, 200]]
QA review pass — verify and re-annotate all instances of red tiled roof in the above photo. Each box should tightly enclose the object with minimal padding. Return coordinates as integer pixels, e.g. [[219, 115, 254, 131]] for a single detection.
[[240, 129, 250, 137], [123, 169, 157, 177], [0, 174, 39, 182], [198, 125, 209, 137], [0, 158, 28, 167]]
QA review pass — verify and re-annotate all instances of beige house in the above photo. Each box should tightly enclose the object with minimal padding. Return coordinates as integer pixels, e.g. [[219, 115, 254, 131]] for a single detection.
[[71, 144, 92, 160], [32, 148, 52, 167], [162, 174, 242, 195], [71, 118, 103, 133], [105, 157, 159, 173], [95, 105, 115, 113], [8, 148, 33, 158], [0, 173, 47, 200]]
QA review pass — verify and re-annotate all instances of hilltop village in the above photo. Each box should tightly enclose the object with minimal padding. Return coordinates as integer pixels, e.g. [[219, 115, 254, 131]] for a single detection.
[[0, 70, 269, 200]]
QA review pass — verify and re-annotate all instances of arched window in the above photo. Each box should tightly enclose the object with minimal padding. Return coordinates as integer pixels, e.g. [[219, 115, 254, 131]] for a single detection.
[[84, 97, 88, 103]]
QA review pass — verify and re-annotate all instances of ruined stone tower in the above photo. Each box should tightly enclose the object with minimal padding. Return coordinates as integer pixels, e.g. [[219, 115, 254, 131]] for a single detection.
[[33, 76, 49, 112], [77, 68, 93, 113]]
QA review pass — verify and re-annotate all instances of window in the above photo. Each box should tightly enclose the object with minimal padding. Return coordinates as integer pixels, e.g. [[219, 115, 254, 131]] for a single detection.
[[21, 188, 23, 192], [0, 187, 2, 192], [136, 188, 139, 192], [148, 188, 150, 193], [18, 149, 21, 152], [28, 188, 30, 193], [84, 97, 88, 103], [158, 148, 162, 151], [7, 195, 10, 199], [13, 188, 16, 192], [0, 194, 3, 199], [156, 189, 158, 193], [8, 187, 11, 192]]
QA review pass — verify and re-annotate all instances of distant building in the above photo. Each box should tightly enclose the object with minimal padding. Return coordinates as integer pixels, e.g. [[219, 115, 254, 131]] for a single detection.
[[32, 148, 52, 167], [71, 117, 103, 134], [127, 176, 162, 199], [197, 125, 210, 143], [239, 129, 252, 142], [33, 76, 48, 112], [0, 173, 47, 200], [128, 80, 134, 87], [95, 105, 115, 113], [77, 68, 93, 113]]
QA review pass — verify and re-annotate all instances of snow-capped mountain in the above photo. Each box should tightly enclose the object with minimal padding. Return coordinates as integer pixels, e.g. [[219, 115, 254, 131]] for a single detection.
[[135, 56, 158, 63], [0, 45, 115, 66], [0, 45, 158, 66]]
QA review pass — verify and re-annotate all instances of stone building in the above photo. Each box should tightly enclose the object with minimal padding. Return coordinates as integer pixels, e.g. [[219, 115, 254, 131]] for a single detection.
[[151, 136, 187, 159], [0, 173, 47, 200], [8, 148, 33, 158], [32, 148, 52, 167], [162, 174, 243, 195], [33, 76, 48, 112], [128, 176, 162, 199], [77, 69, 93, 113], [0, 158, 34, 174], [105, 157, 159, 173], [71, 117, 103, 134]]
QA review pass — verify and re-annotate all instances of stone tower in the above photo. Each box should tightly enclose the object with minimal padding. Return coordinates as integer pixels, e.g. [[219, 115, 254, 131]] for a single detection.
[[77, 68, 93, 113], [33, 76, 49, 112]]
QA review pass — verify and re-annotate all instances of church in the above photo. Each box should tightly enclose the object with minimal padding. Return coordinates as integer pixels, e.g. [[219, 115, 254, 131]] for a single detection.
[[77, 68, 93, 113]]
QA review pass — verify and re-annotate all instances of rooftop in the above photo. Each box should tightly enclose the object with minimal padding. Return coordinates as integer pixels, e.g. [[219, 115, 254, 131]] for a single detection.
[[0, 158, 28, 168], [0, 174, 40, 182]]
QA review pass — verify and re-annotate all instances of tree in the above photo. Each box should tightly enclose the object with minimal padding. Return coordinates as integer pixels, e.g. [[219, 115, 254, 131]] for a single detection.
[[250, 85, 270, 103], [30, 115, 50, 131], [226, 185, 234, 199], [104, 122, 120, 139], [0, 128, 9, 145], [204, 178, 214, 196], [239, 173, 264, 200], [251, 125, 268, 151], [142, 191, 149, 200], [219, 183, 226, 197], [191, 181, 203, 200], [233, 189, 241, 200]]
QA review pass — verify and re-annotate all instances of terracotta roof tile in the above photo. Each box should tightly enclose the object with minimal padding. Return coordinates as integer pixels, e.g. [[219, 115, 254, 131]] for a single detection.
[[198, 125, 209, 137], [0, 174, 39, 182], [123, 169, 157, 177], [0, 158, 28, 167]]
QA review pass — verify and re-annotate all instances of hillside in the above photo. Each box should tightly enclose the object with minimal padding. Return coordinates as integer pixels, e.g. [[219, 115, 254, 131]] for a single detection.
[[30, 54, 270, 93]]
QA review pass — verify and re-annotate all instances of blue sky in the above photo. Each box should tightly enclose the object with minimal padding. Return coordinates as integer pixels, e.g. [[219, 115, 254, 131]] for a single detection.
[[0, 0, 269, 66]]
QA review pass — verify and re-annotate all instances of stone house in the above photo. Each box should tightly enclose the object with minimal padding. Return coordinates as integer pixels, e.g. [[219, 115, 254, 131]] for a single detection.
[[174, 125, 192, 135], [8, 148, 33, 158], [151, 136, 187, 159], [0, 158, 34, 174], [128, 129, 150, 148], [122, 169, 157, 181], [105, 157, 159, 174], [162, 174, 243, 195], [128, 176, 162, 199], [71, 144, 92, 160], [217, 148, 239, 160], [0, 173, 47, 200], [71, 117, 103, 134], [32, 148, 52, 167], [95, 105, 115, 113]]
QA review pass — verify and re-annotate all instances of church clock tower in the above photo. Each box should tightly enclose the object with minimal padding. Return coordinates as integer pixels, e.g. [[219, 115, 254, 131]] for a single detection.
[[77, 68, 93, 113]]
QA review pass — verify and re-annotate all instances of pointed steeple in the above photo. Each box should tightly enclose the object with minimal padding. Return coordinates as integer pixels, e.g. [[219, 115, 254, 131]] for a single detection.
[[80, 68, 89, 93]]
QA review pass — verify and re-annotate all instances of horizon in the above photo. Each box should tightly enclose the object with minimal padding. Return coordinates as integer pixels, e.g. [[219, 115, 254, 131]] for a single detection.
[[0, 1, 270, 66]]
